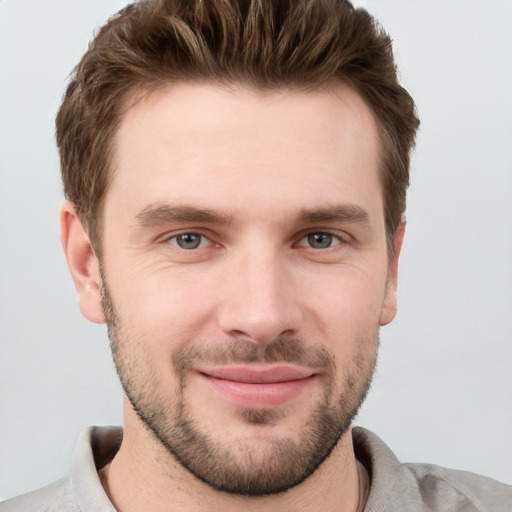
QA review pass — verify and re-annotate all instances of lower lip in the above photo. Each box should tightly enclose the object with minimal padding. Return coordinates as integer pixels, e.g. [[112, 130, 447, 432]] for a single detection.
[[198, 373, 316, 409]]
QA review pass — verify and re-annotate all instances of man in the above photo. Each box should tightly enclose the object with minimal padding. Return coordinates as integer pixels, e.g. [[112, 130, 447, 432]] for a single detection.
[[1, 0, 510, 510]]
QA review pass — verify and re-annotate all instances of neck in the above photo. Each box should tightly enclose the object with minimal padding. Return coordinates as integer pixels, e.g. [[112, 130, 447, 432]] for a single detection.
[[101, 400, 363, 512]]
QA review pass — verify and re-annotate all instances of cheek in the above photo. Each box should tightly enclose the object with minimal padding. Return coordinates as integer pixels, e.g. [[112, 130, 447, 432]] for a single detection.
[[302, 264, 388, 333], [110, 265, 219, 346]]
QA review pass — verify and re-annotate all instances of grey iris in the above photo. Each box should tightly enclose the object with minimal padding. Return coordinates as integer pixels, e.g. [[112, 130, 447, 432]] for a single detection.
[[308, 233, 333, 249]]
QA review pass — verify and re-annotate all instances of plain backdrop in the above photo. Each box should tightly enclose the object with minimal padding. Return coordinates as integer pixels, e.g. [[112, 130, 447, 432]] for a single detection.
[[1, 0, 511, 501]]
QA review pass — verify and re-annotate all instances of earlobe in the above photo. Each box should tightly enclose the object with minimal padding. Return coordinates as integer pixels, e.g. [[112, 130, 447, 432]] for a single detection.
[[379, 222, 406, 326], [60, 201, 105, 324]]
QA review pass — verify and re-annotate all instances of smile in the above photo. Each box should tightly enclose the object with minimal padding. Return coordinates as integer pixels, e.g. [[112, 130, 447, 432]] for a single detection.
[[196, 365, 317, 409]]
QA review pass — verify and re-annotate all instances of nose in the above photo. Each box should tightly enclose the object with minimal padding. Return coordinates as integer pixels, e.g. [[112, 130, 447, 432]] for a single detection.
[[216, 244, 303, 345]]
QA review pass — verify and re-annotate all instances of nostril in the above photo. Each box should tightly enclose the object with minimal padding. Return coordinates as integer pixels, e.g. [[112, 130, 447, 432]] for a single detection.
[[229, 329, 250, 338]]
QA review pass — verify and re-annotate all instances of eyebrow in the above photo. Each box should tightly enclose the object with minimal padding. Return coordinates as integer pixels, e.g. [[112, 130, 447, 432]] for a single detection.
[[134, 202, 370, 229], [296, 204, 370, 225], [135, 203, 233, 227]]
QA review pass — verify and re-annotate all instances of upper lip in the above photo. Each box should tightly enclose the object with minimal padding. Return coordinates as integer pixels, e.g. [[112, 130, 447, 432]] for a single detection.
[[197, 365, 315, 384]]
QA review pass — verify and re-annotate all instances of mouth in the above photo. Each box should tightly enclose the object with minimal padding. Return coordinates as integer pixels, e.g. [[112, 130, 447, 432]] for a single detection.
[[196, 365, 317, 409]]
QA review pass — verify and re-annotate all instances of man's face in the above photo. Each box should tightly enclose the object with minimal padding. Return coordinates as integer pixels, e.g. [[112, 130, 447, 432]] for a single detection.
[[80, 83, 401, 495]]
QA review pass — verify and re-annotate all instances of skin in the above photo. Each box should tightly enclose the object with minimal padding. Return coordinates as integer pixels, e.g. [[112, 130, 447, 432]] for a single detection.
[[61, 82, 404, 512]]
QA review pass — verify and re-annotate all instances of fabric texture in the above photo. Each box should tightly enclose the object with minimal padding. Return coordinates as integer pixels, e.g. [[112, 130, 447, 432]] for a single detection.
[[1, 426, 510, 511]]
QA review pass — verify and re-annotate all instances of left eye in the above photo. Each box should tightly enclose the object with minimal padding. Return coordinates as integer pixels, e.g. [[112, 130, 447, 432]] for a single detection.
[[169, 233, 210, 250], [300, 232, 341, 249]]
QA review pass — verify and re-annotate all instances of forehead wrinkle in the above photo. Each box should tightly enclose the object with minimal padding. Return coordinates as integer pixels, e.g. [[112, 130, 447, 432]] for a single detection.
[[134, 202, 234, 227]]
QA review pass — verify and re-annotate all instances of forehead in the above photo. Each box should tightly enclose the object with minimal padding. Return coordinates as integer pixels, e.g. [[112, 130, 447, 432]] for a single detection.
[[107, 82, 382, 223]]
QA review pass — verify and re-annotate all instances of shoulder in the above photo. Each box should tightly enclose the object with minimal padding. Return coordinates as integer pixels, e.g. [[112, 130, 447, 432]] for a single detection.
[[0, 478, 78, 512], [0, 427, 120, 512], [404, 463, 512, 512], [352, 427, 511, 512]]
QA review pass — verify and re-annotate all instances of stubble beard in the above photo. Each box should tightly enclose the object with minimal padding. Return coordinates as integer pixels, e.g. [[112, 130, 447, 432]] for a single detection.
[[101, 280, 378, 497]]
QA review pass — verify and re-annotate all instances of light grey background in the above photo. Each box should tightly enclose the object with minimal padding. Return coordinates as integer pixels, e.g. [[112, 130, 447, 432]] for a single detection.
[[1, 0, 511, 501]]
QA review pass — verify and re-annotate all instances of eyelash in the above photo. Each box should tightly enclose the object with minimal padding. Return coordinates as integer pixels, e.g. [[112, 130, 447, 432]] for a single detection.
[[297, 231, 345, 249], [165, 230, 347, 251], [167, 232, 213, 250]]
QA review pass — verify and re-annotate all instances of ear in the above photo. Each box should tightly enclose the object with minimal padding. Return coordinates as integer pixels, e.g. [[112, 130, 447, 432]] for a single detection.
[[379, 222, 406, 326], [60, 201, 105, 324]]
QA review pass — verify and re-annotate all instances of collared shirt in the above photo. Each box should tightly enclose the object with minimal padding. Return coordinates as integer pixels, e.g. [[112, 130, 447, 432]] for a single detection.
[[1, 426, 510, 511]]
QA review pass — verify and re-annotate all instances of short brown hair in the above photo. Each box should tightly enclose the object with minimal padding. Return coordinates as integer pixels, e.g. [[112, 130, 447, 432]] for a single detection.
[[56, 0, 419, 253]]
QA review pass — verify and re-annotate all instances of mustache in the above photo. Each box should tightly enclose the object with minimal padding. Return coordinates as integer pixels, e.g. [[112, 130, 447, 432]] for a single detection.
[[173, 337, 336, 376]]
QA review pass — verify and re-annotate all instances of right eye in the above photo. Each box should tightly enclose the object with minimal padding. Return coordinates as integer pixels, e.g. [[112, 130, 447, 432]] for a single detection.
[[168, 233, 211, 250]]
